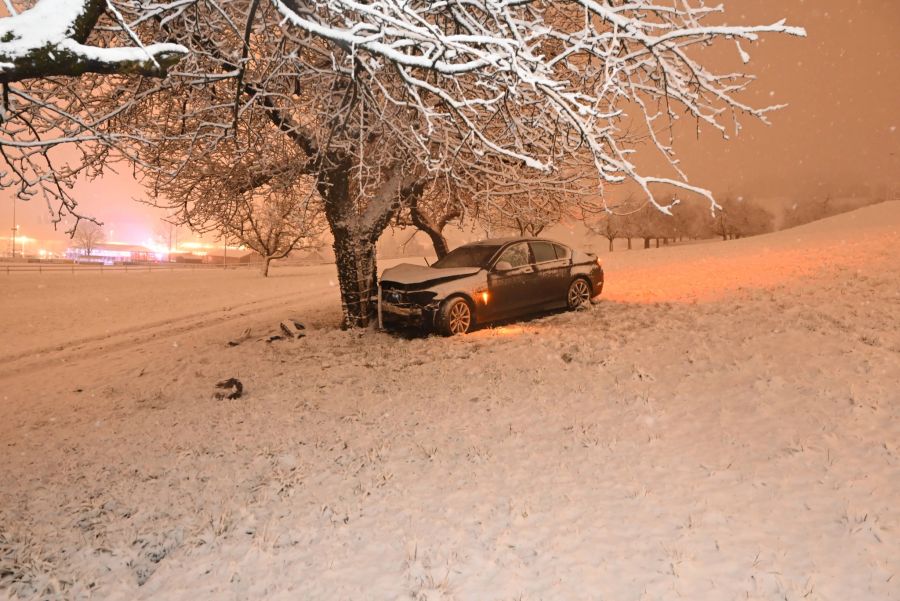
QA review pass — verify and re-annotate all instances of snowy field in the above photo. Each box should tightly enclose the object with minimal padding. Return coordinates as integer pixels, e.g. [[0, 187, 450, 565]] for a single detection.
[[1, 203, 899, 601]]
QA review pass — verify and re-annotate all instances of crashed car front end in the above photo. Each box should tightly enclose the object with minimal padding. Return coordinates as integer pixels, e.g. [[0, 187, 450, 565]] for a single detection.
[[378, 283, 441, 329], [378, 265, 486, 331]]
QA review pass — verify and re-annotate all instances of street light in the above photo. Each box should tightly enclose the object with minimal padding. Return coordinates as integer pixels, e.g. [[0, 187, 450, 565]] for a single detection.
[[9, 192, 17, 259], [11, 223, 19, 259]]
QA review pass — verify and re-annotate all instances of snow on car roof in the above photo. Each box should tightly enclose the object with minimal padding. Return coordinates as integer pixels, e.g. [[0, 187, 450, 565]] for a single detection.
[[464, 237, 570, 248]]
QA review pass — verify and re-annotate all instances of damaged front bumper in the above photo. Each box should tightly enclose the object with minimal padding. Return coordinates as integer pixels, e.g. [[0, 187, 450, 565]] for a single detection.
[[377, 287, 440, 330]]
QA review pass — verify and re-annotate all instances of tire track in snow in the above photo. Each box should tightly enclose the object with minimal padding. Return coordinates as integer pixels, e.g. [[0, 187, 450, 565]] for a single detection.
[[0, 284, 336, 379]]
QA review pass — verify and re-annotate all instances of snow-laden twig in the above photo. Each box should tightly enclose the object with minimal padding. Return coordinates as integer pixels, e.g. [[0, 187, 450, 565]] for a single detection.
[[0, 0, 187, 83], [266, 0, 805, 211], [0, 0, 189, 230]]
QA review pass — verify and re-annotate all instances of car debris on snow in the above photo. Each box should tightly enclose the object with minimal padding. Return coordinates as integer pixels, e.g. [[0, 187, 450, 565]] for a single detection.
[[279, 320, 306, 339], [227, 327, 253, 347], [213, 378, 243, 400]]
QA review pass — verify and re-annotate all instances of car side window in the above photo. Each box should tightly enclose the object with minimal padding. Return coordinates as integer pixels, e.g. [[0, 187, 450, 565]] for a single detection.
[[530, 242, 557, 263], [553, 244, 571, 260], [496, 242, 531, 268]]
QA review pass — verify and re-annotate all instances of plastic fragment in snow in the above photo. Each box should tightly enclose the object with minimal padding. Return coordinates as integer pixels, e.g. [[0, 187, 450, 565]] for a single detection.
[[214, 378, 243, 400], [227, 327, 252, 347], [279, 320, 306, 339]]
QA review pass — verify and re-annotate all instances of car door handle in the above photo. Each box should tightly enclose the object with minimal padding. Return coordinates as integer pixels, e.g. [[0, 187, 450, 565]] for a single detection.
[[522, 266, 534, 274]]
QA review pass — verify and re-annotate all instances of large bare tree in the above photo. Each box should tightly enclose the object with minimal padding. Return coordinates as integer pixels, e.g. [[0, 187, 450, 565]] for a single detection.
[[3, 0, 806, 327]]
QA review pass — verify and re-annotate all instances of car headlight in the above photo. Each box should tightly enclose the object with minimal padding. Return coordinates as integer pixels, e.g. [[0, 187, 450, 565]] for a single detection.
[[407, 291, 438, 306]]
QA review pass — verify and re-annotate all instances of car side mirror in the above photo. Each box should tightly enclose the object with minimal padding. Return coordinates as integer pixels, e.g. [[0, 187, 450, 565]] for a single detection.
[[494, 261, 513, 272]]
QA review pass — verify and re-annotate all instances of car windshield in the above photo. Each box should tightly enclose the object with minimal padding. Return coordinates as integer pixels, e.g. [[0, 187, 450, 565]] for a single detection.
[[432, 245, 500, 269]]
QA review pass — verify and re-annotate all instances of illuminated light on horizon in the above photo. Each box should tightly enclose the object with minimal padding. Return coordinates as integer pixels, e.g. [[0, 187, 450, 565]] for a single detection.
[[143, 239, 171, 255], [181, 241, 215, 250]]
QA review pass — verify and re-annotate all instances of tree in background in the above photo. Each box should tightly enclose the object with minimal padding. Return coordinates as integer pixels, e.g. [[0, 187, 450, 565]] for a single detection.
[[140, 114, 324, 277], [628, 203, 673, 249], [400, 161, 596, 258], [712, 197, 774, 240], [73, 222, 104, 257], [470, 164, 597, 240], [586, 196, 637, 251], [671, 202, 714, 241], [598, 195, 771, 249], [589, 211, 622, 252], [221, 184, 323, 277]]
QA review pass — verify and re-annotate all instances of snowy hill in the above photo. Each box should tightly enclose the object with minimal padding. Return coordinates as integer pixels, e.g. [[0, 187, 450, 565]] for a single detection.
[[1, 202, 898, 600]]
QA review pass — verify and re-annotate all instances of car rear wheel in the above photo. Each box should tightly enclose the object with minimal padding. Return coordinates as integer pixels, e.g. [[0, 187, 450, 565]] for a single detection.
[[438, 297, 474, 335], [567, 278, 592, 310]]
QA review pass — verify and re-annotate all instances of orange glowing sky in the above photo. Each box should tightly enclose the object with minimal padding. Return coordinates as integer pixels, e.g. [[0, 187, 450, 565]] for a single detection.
[[3, 0, 899, 244]]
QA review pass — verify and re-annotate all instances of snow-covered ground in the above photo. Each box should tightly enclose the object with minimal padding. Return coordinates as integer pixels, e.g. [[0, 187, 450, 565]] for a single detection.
[[1, 203, 898, 601]]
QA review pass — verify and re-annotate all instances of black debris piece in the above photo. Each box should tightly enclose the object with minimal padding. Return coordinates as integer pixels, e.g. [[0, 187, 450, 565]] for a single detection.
[[214, 378, 243, 400], [279, 320, 306, 339]]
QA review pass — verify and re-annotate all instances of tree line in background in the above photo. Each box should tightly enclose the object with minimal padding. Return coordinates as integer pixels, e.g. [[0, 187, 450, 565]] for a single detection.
[[588, 196, 774, 251]]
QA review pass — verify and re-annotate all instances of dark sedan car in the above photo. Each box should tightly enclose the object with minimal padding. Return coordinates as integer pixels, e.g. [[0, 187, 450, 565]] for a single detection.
[[378, 237, 604, 335]]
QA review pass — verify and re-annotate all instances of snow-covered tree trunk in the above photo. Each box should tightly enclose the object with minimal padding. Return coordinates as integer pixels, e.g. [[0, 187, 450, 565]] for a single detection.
[[317, 159, 411, 327], [330, 229, 379, 328]]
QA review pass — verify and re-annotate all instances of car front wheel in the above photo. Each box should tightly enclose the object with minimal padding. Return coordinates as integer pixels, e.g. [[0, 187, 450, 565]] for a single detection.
[[438, 297, 474, 336], [567, 278, 592, 310]]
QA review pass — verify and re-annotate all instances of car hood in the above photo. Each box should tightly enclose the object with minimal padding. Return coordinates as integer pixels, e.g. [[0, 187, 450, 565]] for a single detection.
[[380, 263, 482, 287]]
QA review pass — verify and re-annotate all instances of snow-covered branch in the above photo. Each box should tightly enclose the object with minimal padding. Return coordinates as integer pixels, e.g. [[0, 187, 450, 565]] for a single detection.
[[0, 0, 187, 83], [0, 0, 190, 231], [270, 0, 806, 211]]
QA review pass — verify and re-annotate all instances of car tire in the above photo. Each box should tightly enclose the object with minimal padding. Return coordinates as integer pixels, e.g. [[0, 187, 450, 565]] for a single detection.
[[567, 278, 592, 310], [437, 297, 474, 336]]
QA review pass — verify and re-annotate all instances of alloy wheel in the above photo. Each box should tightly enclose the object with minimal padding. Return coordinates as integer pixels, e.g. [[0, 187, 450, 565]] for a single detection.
[[568, 279, 591, 308], [448, 300, 472, 334]]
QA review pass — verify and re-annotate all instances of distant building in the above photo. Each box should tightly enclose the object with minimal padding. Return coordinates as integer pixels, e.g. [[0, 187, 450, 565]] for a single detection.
[[66, 243, 162, 264], [202, 249, 259, 265], [169, 252, 204, 264]]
